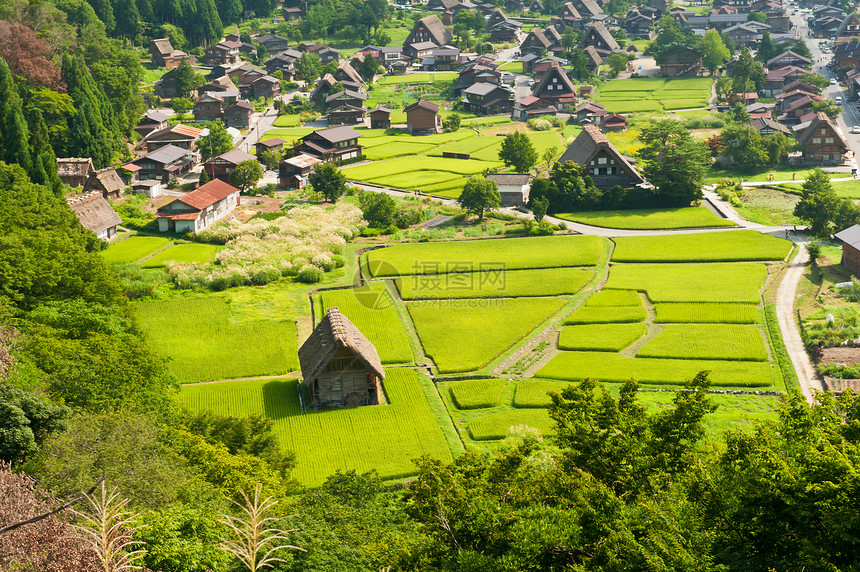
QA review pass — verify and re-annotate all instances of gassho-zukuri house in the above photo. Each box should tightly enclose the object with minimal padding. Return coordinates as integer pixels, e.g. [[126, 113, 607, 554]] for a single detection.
[[298, 307, 386, 410]]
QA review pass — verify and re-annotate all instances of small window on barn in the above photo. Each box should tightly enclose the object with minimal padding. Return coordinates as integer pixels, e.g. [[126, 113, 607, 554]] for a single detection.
[[598, 157, 607, 164], [826, 137, 834, 143], [813, 137, 821, 143]]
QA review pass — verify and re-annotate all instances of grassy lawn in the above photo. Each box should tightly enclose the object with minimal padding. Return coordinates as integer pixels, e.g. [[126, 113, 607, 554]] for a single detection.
[[395, 267, 594, 299], [102, 236, 171, 264], [317, 283, 414, 364], [653, 302, 758, 324], [376, 72, 458, 85], [407, 297, 565, 373], [365, 235, 604, 276], [603, 263, 769, 303], [141, 243, 220, 267], [134, 296, 299, 383], [499, 61, 523, 73], [735, 187, 802, 227], [261, 127, 315, 142], [705, 166, 845, 184], [558, 323, 647, 351], [448, 378, 507, 409], [637, 324, 769, 361], [176, 368, 453, 486], [611, 230, 792, 262], [272, 115, 305, 127], [555, 206, 736, 230], [537, 351, 774, 387]]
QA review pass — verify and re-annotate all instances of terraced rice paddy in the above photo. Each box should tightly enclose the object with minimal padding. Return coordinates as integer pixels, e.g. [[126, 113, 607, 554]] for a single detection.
[[653, 302, 758, 324], [564, 305, 647, 324], [102, 236, 171, 264], [448, 379, 507, 409], [176, 369, 453, 486], [603, 263, 769, 303], [395, 267, 593, 299], [637, 324, 769, 361], [558, 323, 647, 351], [611, 230, 792, 262], [468, 409, 554, 440], [594, 78, 714, 114], [556, 207, 736, 230]]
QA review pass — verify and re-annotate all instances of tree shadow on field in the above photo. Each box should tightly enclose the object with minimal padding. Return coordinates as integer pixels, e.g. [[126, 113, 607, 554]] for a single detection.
[[261, 380, 302, 419]]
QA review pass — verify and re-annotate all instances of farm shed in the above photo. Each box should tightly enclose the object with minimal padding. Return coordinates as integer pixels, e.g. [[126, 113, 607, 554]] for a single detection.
[[299, 307, 386, 409], [486, 173, 531, 206], [835, 225, 860, 276], [405, 100, 443, 135], [67, 191, 122, 240]]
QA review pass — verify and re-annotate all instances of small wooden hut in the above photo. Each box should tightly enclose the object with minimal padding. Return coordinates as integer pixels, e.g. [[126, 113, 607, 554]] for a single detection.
[[298, 307, 385, 409]]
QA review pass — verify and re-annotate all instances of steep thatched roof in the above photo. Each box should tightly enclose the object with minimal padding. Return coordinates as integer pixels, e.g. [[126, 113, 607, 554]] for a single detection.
[[299, 307, 385, 382], [67, 191, 122, 234], [85, 167, 126, 194], [559, 124, 643, 183], [57, 157, 94, 179]]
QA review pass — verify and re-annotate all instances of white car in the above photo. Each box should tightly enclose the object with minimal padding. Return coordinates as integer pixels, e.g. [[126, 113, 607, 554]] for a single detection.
[[836, 96, 843, 104], [830, 78, 837, 85], [853, 125, 860, 134]]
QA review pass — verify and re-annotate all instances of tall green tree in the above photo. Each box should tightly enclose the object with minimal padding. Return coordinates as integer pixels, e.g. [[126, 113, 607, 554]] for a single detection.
[[309, 163, 347, 202], [296, 52, 322, 83], [198, 123, 233, 161], [27, 109, 63, 194], [731, 48, 766, 93], [228, 160, 263, 193], [498, 131, 537, 173], [638, 119, 710, 205], [458, 177, 500, 221], [172, 59, 205, 98], [702, 28, 730, 75], [720, 123, 767, 170], [794, 168, 860, 235], [61, 55, 121, 168]]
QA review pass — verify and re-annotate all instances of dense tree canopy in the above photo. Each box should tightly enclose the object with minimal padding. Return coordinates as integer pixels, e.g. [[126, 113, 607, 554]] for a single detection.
[[637, 119, 711, 205]]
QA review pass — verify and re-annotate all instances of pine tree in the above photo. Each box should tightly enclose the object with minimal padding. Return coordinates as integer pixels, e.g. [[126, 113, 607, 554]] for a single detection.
[[199, 167, 210, 185], [114, 0, 141, 42], [28, 109, 63, 194], [0, 57, 13, 159], [61, 55, 121, 168], [0, 59, 33, 175]]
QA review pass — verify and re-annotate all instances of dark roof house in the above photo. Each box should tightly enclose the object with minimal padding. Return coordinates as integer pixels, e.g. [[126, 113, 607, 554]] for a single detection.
[[559, 124, 644, 189]]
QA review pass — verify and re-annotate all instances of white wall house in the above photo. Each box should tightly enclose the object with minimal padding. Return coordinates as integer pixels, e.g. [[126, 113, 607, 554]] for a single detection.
[[485, 173, 531, 207], [156, 179, 240, 234]]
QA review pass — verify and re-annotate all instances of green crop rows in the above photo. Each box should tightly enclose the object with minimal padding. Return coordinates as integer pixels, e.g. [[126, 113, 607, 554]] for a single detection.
[[537, 351, 773, 387], [638, 324, 769, 361], [585, 289, 642, 306], [555, 207, 736, 230], [564, 305, 647, 324], [604, 263, 768, 303], [395, 267, 593, 299], [366, 235, 604, 277], [611, 230, 792, 262], [558, 323, 647, 351], [448, 379, 507, 409], [176, 368, 453, 486], [102, 236, 171, 264], [135, 297, 298, 383], [468, 409, 554, 440], [407, 297, 565, 373], [318, 283, 413, 364], [513, 379, 570, 408], [141, 243, 220, 267], [654, 303, 758, 324]]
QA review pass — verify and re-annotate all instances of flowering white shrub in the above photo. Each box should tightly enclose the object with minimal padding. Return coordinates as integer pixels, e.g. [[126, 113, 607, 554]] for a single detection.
[[169, 203, 364, 289]]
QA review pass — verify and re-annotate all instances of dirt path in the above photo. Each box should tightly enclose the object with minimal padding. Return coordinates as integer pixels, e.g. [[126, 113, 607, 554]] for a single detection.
[[775, 243, 825, 402]]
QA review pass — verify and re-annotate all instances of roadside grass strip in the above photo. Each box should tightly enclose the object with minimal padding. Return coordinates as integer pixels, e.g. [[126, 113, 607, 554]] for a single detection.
[[395, 267, 593, 299], [102, 236, 171, 264], [366, 235, 604, 277], [555, 207, 736, 229], [176, 369, 453, 486], [611, 230, 792, 262], [141, 243, 220, 267], [272, 115, 303, 127], [448, 379, 507, 409], [537, 351, 773, 387], [637, 324, 768, 361], [603, 263, 768, 303], [558, 323, 647, 351], [468, 409, 554, 440], [564, 305, 646, 324], [318, 283, 413, 364], [134, 297, 298, 383], [585, 289, 643, 306], [407, 297, 565, 373], [654, 302, 758, 324]]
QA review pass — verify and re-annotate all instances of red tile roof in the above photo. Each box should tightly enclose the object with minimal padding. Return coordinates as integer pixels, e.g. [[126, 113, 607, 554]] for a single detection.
[[177, 179, 238, 210]]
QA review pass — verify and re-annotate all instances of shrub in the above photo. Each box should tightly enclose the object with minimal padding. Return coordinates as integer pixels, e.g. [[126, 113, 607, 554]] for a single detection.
[[296, 265, 324, 283]]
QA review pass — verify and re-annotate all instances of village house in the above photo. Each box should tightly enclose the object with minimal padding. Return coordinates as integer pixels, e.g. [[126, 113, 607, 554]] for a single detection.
[[193, 93, 228, 122], [486, 7, 508, 29], [583, 46, 603, 73], [520, 28, 553, 56], [278, 153, 321, 188], [512, 95, 557, 121], [559, 124, 644, 189], [488, 20, 523, 42], [658, 45, 703, 77], [722, 23, 763, 47], [156, 179, 241, 234], [573, 101, 607, 124], [530, 61, 577, 108], [57, 157, 94, 188], [764, 65, 812, 96], [462, 83, 513, 115], [223, 100, 254, 129], [294, 126, 364, 163], [144, 124, 202, 153], [623, 6, 656, 38], [422, 47, 464, 71], [132, 180, 162, 197], [265, 51, 300, 79], [84, 167, 126, 200], [298, 307, 386, 410], [557, 2, 583, 28], [834, 224, 860, 275], [454, 60, 501, 95], [204, 41, 241, 67], [333, 62, 365, 90], [835, 12, 860, 40], [746, 101, 774, 119], [134, 110, 170, 139], [485, 173, 531, 206], [748, 117, 792, 136], [131, 144, 195, 182], [369, 105, 393, 129], [203, 148, 257, 180], [325, 90, 368, 110], [403, 15, 453, 59], [255, 33, 291, 54], [777, 94, 819, 123], [149, 38, 189, 68], [603, 113, 628, 132], [405, 100, 443, 134], [67, 191, 122, 241], [325, 104, 368, 125], [311, 74, 339, 105], [579, 22, 621, 57], [795, 112, 849, 164], [154, 66, 198, 99], [255, 138, 286, 157], [766, 50, 813, 70]]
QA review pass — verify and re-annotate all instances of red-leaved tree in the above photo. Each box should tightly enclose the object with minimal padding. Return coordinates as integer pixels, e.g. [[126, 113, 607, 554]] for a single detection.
[[0, 21, 63, 89]]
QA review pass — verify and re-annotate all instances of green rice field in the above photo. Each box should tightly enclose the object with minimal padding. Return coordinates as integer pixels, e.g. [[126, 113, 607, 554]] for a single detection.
[[318, 283, 413, 364], [395, 267, 594, 299], [611, 230, 792, 262], [603, 263, 769, 303], [176, 368, 453, 486], [407, 297, 565, 373], [558, 323, 647, 351], [564, 305, 647, 324], [448, 378, 507, 409], [468, 409, 554, 440], [513, 379, 570, 408], [366, 235, 604, 277], [102, 236, 171, 264], [585, 289, 642, 307], [537, 351, 773, 387], [134, 297, 299, 383], [654, 303, 758, 324], [141, 243, 220, 268], [594, 78, 714, 113], [555, 207, 736, 230], [637, 324, 769, 361]]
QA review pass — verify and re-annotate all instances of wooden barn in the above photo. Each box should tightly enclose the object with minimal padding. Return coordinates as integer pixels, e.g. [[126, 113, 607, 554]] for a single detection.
[[298, 307, 385, 410], [835, 225, 860, 276]]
